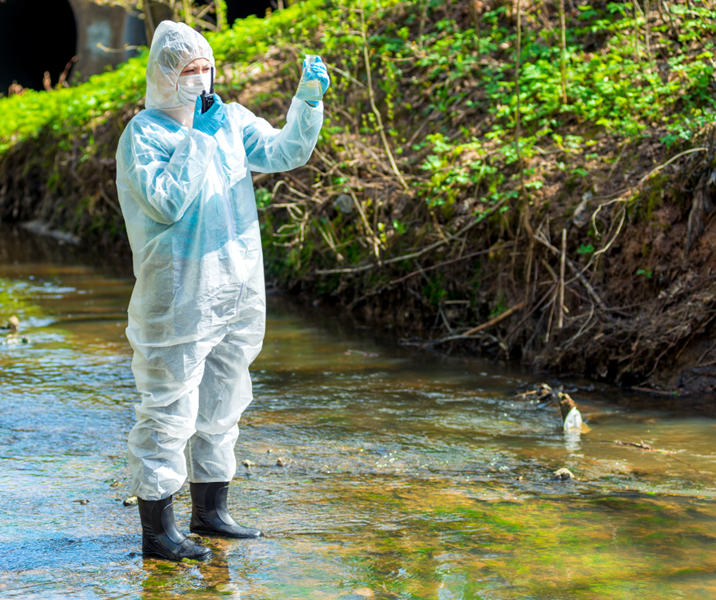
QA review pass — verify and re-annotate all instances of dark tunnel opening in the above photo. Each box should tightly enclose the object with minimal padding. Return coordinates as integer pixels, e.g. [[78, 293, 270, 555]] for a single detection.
[[0, 0, 280, 95], [0, 0, 78, 95], [225, 0, 275, 22]]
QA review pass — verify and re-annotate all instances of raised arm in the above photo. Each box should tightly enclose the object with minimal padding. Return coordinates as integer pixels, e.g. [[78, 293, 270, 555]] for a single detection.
[[239, 98, 324, 174]]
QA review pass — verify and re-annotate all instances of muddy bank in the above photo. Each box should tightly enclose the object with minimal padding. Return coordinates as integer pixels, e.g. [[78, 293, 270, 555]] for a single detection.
[[1, 0, 716, 397], [4, 121, 716, 397]]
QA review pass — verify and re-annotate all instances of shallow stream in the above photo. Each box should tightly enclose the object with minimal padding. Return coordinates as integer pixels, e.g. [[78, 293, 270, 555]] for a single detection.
[[1, 225, 716, 599]]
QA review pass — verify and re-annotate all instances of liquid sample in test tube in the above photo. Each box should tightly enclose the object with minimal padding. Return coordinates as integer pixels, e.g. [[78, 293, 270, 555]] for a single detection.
[[297, 54, 322, 100]]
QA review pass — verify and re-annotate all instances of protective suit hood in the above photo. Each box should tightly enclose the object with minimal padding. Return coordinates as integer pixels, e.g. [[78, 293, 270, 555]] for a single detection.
[[145, 20, 215, 125]]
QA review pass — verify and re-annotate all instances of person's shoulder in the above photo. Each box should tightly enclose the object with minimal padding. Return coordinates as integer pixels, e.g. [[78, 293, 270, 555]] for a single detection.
[[119, 109, 182, 159], [126, 109, 185, 137]]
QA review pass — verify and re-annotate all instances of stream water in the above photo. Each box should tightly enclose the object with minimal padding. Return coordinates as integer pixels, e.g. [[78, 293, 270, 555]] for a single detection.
[[1, 224, 716, 599]]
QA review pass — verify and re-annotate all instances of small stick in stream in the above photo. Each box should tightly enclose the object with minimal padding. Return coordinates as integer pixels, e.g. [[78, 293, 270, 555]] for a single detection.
[[614, 440, 702, 473]]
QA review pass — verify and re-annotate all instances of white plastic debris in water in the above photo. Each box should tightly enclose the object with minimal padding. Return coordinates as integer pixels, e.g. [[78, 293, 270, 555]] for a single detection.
[[563, 406, 583, 432], [334, 194, 354, 214]]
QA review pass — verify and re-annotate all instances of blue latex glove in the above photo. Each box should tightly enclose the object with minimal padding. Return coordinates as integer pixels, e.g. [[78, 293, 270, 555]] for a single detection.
[[295, 55, 330, 105], [192, 94, 226, 136]]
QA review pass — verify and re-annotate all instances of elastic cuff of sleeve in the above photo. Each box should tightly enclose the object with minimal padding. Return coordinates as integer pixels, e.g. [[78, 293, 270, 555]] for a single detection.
[[305, 100, 319, 107]]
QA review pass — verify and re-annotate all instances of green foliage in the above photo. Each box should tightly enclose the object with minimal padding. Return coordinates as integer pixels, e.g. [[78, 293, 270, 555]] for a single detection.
[[255, 187, 272, 210], [1, 0, 715, 314], [2, 0, 713, 164], [489, 292, 508, 319], [0, 55, 147, 153], [423, 273, 448, 306]]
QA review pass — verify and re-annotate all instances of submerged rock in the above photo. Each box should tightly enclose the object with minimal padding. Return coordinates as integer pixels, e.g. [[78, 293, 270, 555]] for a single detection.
[[1, 336, 29, 345], [340, 589, 375, 599], [123, 496, 138, 506], [552, 468, 575, 481], [7, 316, 19, 333], [1, 317, 27, 345]]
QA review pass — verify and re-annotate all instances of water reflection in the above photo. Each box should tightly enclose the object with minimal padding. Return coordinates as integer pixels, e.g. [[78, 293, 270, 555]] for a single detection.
[[140, 542, 242, 599], [1, 224, 716, 599]]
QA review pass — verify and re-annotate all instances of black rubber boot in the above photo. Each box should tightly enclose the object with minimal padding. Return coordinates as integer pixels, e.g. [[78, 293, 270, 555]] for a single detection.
[[138, 495, 212, 561], [190, 482, 262, 539]]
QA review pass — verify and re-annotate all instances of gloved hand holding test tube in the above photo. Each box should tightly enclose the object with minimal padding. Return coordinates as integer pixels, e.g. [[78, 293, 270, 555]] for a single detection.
[[296, 54, 330, 105]]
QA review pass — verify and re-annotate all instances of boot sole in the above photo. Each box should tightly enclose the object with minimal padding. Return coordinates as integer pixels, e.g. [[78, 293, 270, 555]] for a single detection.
[[142, 543, 213, 562], [190, 526, 262, 539], [142, 549, 213, 561]]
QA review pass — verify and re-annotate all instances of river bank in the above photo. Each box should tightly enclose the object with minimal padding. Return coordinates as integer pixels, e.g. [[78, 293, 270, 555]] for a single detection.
[[1, 0, 716, 395]]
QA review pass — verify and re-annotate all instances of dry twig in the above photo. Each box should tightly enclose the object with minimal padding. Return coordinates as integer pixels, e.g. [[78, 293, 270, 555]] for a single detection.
[[614, 440, 702, 473]]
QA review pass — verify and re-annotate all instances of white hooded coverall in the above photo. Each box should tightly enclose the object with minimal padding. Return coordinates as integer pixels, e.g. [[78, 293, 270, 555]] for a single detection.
[[115, 21, 323, 501]]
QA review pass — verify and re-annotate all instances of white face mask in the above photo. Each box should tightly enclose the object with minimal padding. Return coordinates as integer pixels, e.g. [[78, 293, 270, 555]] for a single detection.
[[176, 71, 212, 109]]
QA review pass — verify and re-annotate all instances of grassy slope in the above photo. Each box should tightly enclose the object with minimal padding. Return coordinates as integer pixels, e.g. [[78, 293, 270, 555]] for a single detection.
[[1, 0, 716, 391]]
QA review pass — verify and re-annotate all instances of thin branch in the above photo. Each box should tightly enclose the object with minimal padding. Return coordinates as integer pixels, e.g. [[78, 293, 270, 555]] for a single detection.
[[325, 63, 365, 88], [359, 1, 409, 191], [635, 146, 707, 189], [558, 228, 566, 329], [559, 0, 568, 103], [536, 232, 608, 310], [429, 301, 527, 344], [316, 200, 507, 275], [614, 440, 702, 473], [183, 0, 194, 27], [388, 243, 516, 285], [463, 301, 526, 336]]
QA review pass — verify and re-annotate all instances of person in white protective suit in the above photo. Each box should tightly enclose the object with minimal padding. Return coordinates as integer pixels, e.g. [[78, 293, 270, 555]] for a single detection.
[[115, 20, 328, 561]]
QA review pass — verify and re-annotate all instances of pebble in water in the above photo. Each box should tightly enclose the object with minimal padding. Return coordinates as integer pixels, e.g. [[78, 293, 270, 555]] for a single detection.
[[123, 496, 138, 506], [2, 316, 28, 345], [552, 468, 575, 481], [7, 316, 19, 333]]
